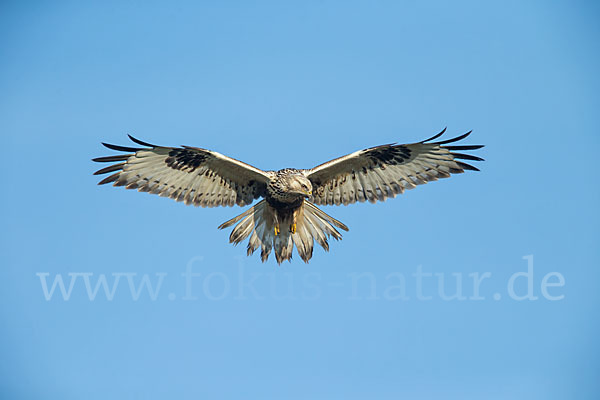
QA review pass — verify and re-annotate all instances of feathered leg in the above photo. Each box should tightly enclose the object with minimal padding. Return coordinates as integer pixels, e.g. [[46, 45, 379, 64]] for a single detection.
[[219, 200, 349, 264]]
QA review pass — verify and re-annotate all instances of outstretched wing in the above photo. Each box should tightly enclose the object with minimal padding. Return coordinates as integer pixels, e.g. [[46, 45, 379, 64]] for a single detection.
[[305, 128, 484, 206], [93, 135, 272, 207]]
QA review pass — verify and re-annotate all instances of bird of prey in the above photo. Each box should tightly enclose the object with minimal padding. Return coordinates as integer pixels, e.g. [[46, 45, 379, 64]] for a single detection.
[[93, 128, 483, 263]]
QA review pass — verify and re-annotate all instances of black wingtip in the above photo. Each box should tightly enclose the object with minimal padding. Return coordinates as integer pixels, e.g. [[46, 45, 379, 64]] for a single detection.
[[93, 163, 125, 175], [128, 134, 157, 147], [92, 155, 130, 163], [97, 172, 120, 185], [444, 144, 485, 151], [451, 152, 485, 162], [436, 130, 473, 145], [101, 142, 141, 152], [457, 161, 480, 172], [422, 127, 447, 143]]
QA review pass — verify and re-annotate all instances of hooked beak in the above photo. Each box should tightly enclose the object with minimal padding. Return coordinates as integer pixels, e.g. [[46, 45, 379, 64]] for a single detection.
[[304, 190, 312, 198]]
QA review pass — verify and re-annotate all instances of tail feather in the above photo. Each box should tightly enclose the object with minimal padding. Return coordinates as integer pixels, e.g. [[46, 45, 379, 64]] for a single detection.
[[304, 214, 329, 251], [291, 206, 314, 262], [219, 200, 348, 264], [274, 233, 294, 264], [304, 201, 349, 233]]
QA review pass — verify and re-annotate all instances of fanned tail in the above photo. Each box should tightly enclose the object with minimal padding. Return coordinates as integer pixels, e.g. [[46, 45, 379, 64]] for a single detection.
[[218, 200, 348, 264]]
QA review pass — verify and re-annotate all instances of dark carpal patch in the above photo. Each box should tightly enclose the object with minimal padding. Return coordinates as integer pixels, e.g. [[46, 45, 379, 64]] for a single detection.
[[366, 145, 411, 165], [165, 149, 207, 172]]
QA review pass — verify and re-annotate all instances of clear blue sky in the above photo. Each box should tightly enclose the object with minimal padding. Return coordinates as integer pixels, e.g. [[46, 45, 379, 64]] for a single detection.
[[1, 1, 599, 399]]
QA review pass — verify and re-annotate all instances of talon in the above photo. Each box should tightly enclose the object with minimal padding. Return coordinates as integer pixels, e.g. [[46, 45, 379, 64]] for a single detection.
[[274, 225, 280, 236], [291, 223, 296, 234]]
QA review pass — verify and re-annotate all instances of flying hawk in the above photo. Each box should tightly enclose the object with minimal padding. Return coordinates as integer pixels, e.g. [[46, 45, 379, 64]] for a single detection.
[[93, 128, 483, 263]]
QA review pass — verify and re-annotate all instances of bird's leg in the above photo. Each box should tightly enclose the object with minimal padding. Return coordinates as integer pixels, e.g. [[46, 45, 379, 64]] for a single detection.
[[274, 213, 280, 236], [290, 209, 298, 234]]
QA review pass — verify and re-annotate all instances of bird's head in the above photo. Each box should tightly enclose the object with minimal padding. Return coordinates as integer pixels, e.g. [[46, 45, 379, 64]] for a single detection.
[[287, 174, 313, 198]]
